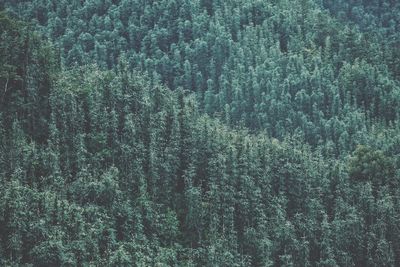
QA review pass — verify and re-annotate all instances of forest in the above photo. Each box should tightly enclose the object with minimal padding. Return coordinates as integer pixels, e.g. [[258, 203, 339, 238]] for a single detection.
[[0, 0, 399, 266]]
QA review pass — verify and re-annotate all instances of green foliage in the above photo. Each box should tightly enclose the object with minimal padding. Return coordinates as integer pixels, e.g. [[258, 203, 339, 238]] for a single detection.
[[348, 145, 395, 186], [4, 0, 400, 151], [0, 1, 400, 266], [0, 11, 59, 143]]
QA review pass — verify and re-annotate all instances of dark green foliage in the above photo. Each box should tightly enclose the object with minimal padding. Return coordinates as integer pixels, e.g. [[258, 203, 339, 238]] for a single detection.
[[0, 1, 400, 266], [0, 11, 59, 143], [4, 0, 400, 151], [348, 145, 396, 187]]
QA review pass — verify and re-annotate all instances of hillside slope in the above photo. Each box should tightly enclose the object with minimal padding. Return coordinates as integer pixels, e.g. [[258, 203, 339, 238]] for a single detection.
[[4, 0, 400, 152], [1, 2, 400, 266]]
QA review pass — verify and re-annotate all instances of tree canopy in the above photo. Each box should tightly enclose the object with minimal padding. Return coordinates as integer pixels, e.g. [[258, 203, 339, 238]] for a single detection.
[[1, 1, 400, 266]]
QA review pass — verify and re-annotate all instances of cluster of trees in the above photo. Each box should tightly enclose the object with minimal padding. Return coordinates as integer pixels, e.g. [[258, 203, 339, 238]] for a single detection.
[[4, 0, 400, 153], [0, 0, 399, 265], [322, 0, 400, 80]]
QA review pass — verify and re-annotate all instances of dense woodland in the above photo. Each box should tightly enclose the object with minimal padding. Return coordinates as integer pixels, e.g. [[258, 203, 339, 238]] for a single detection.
[[0, 0, 400, 266]]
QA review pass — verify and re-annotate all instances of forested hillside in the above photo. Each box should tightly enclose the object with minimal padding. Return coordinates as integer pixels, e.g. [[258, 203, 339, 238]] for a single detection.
[[3, 0, 400, 151], [1, 0, 400, 266]]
